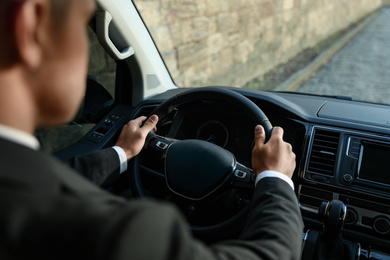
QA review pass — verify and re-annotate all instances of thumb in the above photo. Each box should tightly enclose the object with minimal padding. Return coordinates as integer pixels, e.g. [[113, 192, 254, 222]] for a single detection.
[[254, 125, 265, 147], [142, 114, 158, 132]]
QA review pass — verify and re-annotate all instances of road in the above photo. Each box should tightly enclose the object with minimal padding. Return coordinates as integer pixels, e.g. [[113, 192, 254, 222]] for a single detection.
[[297, 8, 390, 105]]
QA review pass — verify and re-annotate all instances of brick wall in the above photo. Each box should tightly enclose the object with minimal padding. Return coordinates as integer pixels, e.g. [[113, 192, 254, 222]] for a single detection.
[[133, 0, 382, 88]]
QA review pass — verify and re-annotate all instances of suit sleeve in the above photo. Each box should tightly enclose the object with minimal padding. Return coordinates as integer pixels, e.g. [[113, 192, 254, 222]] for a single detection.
[[111, 177, 304, 260], [67, 148, 121, 187], [216, 177, 304, 259], [0, 176, 303, 260]]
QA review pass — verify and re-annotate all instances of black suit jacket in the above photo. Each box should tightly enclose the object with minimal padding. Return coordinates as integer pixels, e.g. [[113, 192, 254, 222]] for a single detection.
[[0, 137, 303, 260], [67, 147, 122, 187]]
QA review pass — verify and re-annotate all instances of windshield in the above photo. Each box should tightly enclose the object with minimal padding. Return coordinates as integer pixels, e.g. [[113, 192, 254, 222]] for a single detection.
[[133, 1, 389, 105]]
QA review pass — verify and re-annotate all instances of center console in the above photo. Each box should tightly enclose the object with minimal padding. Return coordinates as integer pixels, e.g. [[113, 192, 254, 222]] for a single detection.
[[299, 126, 390, 259]]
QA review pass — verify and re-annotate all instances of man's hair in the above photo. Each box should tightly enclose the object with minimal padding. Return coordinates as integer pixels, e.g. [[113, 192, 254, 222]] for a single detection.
[[0, 0, 71, 25], [0, 0, 71, 67], [49, 0, 71, 26]]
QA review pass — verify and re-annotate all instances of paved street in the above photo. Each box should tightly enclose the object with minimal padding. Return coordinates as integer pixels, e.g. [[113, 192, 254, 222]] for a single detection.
[[297, 8, 390, 105]]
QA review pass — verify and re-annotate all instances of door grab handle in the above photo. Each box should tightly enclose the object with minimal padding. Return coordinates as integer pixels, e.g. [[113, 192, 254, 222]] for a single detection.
[[96, 11, 134, 60]]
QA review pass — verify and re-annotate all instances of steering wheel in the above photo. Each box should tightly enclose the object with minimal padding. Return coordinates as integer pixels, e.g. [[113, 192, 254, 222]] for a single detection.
[[129, 87, 272, 242]]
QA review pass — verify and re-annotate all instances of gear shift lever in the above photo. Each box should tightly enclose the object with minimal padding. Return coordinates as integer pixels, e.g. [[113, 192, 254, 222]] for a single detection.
[[302, 200, 358, 260], [319, 200, 347, 238]]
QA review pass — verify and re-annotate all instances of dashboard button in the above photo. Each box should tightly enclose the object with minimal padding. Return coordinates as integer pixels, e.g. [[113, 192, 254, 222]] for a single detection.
[[342, 174, 353, 184], [234, 170, 247, 179], [156, 141, 168, 149], [373, 217, 390, 234], [361, 216, 373, 226]]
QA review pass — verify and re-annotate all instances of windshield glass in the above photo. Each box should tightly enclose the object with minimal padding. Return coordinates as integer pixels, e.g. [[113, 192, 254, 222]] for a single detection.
[[133, 0, 389, 105]]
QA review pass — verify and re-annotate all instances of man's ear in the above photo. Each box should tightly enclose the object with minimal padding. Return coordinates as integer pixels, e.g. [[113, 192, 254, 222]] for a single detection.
[[14, 0, 49, 69]]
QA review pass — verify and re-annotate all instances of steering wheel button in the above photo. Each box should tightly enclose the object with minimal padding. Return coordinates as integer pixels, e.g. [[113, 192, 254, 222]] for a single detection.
[[156, 141, 168, 149], [234, 170, 247, 179]]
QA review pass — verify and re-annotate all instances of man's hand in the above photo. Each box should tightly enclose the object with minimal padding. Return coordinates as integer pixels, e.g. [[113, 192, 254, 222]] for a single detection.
[[252, 125, 296, 178], [115, 115, 159, 160]]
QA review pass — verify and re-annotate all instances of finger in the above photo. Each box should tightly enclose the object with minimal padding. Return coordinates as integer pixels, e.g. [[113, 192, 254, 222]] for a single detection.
[[130, 116, 147, 127], [254, 125, 265, 146], [287, 142, 293, 152], [270, 126, 284, 140], [142, 114, 159, 132]]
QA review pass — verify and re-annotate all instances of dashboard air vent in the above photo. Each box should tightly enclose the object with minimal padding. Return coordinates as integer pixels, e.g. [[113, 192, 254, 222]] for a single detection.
[[308, 129, 340, 177]]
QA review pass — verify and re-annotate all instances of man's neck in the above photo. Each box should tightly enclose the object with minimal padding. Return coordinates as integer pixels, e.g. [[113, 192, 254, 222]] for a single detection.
[[0, 69, 37, 135]]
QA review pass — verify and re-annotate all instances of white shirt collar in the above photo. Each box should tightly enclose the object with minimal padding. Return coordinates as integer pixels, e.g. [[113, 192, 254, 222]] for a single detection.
[[0, 124, 40, 150]]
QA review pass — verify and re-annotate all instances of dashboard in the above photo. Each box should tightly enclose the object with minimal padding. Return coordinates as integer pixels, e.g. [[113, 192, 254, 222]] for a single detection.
[[131, 87, 390, 258], [58, 86, 390, 258]]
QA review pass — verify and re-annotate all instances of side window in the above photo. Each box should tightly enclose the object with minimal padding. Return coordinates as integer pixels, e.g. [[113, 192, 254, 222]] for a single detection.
[[35, 27, 116, 154]]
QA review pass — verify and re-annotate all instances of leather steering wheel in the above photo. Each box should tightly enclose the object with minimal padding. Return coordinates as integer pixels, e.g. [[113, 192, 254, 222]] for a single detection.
[[129, 87, 272, 242]]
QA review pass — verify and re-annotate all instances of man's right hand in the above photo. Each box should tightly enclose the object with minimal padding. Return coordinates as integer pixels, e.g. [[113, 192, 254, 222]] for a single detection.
[[252, 125, 296, 178]]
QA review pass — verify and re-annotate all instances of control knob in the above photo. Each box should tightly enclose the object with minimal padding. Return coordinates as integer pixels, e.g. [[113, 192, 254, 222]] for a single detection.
[[342, 174, 353, 184], [373, 217, 390, 234]]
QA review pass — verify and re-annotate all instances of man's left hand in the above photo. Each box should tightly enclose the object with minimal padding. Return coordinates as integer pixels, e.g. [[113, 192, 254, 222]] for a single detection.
[[115, 115, 159, 160]]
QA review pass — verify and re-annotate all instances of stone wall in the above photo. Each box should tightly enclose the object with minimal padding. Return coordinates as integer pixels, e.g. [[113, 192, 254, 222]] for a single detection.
[[133, 0, 382, 88]]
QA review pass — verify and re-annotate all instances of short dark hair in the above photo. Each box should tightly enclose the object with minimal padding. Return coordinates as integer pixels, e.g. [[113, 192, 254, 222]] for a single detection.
[[0, 0, 71, 66], [49, 0, 71, 27], [0, 0, 71, 25]]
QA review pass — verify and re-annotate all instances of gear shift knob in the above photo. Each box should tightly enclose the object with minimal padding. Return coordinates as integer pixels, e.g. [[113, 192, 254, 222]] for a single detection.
[[319, 200, 347, 238]]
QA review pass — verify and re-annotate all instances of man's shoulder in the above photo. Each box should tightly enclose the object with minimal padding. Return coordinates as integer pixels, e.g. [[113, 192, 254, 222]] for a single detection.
[[0, 137, 101, 194]]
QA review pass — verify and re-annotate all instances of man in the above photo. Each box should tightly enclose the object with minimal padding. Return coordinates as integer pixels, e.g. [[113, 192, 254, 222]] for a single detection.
[[0, 0, 303, 259]]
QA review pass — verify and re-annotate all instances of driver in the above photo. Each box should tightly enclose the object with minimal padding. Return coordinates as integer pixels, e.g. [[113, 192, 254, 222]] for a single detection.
[[0, 0, 303, 259]]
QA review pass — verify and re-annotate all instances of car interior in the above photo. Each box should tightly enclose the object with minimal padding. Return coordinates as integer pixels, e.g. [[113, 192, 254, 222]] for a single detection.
[[37, 1, 390, 259]]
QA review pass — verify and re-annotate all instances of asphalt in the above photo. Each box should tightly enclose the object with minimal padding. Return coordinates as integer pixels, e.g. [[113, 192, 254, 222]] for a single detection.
[[277, 7, 390, 105]]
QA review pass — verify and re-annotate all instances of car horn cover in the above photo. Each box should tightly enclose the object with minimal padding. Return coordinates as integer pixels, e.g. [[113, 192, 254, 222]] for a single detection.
[[165, 139, 236, 200]]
